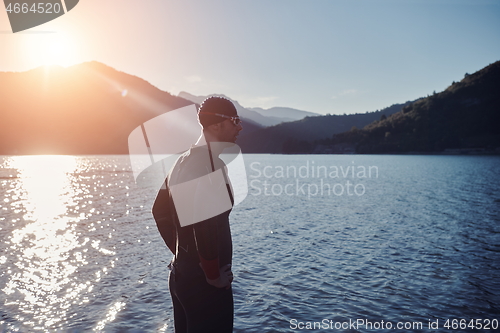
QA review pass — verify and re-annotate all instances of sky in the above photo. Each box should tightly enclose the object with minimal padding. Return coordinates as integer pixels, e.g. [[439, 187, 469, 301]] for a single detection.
[[1, 0, 499, 115]]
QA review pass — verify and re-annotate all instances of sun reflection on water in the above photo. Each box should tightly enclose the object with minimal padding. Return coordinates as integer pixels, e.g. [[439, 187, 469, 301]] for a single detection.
[[0, 156, 118, 331], [94, 301, 126, 332]]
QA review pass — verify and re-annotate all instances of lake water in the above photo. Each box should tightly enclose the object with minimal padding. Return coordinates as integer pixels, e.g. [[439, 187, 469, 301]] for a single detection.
[[0, 154, 499, 332]]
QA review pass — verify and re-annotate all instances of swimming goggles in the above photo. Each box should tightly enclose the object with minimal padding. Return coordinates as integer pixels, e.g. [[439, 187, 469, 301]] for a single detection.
[[199, 112, 242, 126]]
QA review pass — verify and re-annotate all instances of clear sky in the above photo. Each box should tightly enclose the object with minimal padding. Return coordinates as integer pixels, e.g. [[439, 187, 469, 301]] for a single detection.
[[1, 0, 499, 115]]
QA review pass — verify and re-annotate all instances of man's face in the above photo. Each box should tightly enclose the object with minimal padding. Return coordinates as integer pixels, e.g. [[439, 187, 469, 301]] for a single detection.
[[218, 118, 243, 143]]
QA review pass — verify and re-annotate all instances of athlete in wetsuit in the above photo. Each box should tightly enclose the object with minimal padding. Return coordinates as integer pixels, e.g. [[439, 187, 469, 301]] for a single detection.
[[152, 97, 242, 333]]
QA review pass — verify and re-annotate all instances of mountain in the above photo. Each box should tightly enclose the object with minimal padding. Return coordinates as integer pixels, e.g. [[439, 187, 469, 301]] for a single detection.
[[178, 92, 314, 127], [249, 106, 318, 122], [4, 60, 495, 156], [237, 102, 411, 153], [322, 61, 500, 154], [0, 62, 195, 154], [0, 62, 265, 154]]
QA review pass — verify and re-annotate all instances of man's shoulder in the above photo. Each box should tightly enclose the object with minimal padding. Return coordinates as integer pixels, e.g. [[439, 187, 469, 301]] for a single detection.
[[169, 146, 213, 185]]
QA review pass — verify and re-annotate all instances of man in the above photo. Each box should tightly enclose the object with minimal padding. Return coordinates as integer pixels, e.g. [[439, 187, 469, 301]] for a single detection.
[[152, 96, 243, 332]]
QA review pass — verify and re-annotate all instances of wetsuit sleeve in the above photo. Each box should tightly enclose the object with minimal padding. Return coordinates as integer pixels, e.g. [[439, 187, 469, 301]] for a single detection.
[[152, 183, 176, 254], [193, 217, 220, 280]]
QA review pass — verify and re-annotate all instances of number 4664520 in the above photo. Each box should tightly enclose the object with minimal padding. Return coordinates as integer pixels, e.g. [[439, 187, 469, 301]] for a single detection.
[[6, 3, 62, 14], [443, 319, 498, 330]]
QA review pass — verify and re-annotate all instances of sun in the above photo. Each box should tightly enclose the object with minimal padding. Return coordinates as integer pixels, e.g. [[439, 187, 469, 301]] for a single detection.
[[21, 31, 79, 68], [42, 33, 76, 67]]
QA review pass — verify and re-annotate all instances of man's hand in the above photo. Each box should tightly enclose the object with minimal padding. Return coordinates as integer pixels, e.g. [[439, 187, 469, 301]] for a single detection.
[[205, 264, 233, 289]]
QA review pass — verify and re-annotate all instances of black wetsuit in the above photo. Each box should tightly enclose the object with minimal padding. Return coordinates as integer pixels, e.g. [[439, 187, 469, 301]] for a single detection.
[[152, 146, 233, 333]]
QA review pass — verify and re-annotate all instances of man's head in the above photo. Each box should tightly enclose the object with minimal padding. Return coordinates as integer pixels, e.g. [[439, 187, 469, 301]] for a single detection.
[[198, 96, 243, 143]]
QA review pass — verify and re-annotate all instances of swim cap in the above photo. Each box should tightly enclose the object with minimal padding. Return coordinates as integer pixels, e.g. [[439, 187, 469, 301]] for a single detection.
[[198, 96, 238, 128]]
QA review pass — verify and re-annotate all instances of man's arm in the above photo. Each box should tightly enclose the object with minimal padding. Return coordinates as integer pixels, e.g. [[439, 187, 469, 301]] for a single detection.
[[193, 216, 233, 288], [152, 184, 177, 254]]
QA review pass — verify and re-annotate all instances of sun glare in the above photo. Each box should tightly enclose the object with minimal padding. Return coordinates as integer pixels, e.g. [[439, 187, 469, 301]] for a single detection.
[[22, 32, 78, 67], [42, 34, 76, 66]]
